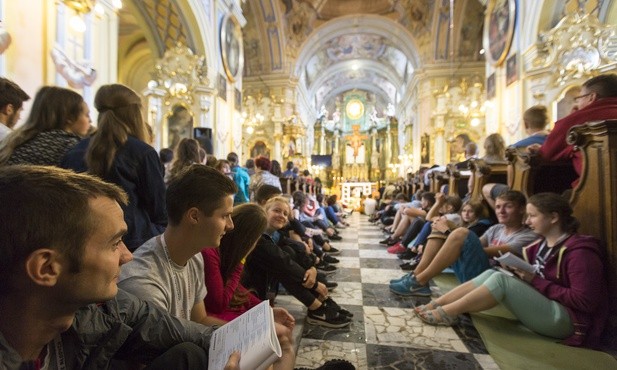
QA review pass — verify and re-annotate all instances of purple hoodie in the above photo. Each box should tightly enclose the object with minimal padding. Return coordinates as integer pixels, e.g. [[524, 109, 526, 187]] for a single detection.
[[522, 234, 608, 348]]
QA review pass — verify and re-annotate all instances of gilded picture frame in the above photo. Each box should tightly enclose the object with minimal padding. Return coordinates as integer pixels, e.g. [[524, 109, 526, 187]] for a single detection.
[[484, 0, 516, 66], [220, 14, 244, 82]]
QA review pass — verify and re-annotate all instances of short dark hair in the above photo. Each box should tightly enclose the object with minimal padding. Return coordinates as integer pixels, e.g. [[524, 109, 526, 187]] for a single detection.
[[0, 165, 127, 295], [254, 184, 282, 205], [166, 164, 238, 225], [255, 156, 271, 171], [496, 190, 527, 208], [0, 77, 30, 110], [583, 73, 617, 99], [227, 152, 239, 165], [421, 192, 436, 206], [245, 159, 254, 169], [159, 148, 173, 164], [286, 161, 294, 170]]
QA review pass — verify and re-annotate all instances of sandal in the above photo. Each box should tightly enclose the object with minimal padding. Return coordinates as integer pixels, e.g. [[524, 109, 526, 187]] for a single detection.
[[413, 300, 440, 314], [417, 306, 459, 326]]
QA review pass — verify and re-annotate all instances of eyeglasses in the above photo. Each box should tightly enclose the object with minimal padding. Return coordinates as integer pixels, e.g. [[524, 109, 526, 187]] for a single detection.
[[574, 93, 592, 102]]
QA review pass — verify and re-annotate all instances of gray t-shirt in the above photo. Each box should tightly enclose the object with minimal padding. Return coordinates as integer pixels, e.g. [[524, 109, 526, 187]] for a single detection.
[[480, 224, 538, 255], [118, 236, 207, 321]]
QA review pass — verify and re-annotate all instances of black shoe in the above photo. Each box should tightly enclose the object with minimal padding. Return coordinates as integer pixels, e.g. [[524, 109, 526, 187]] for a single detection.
[[400, 261, 418, 271], [316, 261, 337, 275], [295, 359, 356, 370], [397, 249, 417, 260], [324, 247, 340, 255], [323, 254, 339, 264], [329, 234, 342, 241], [307, 304, 351, 328], [387, 238, 400, 246], [323, 297, 353, 318], [379, 237, 392, 245], [325, 281, 338, 291]]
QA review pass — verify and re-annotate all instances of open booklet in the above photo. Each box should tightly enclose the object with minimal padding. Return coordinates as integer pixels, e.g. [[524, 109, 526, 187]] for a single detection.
[[208, 300, 281, 370], [494, 252, 535, 274]]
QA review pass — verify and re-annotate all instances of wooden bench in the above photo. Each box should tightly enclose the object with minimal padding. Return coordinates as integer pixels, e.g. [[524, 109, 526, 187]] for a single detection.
[[468, 159, 508, 203], [446, 163, 470, 198], [428, 170, 448, 193]]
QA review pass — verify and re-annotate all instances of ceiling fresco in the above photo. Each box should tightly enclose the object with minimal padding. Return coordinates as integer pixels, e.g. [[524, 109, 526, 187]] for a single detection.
[[243, 0, 485, 121]]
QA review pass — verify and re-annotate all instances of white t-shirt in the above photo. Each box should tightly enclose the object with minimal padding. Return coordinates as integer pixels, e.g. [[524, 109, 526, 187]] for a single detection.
[[118, 235, 207, 321], [0, 123, 11, 142], [364, 198, 377, 215]]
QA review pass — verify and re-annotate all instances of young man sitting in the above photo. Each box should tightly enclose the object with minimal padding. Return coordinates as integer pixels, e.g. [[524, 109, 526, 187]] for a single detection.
[[0, 165, 251, 369], [390, 191, 537, 297]]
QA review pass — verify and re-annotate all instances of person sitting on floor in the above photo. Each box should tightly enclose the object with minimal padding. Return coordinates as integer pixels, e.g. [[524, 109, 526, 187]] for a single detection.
[[202, 203, 269, 321], [118, 165, 295, 341], [415, 193, 608, 349], [390, 190, 537, 297], [0, 165, 255, 369], [242, 196, 352, 328]]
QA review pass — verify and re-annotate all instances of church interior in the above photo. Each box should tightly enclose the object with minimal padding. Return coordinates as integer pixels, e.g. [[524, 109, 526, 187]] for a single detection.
[[2, 0, 617, 369]]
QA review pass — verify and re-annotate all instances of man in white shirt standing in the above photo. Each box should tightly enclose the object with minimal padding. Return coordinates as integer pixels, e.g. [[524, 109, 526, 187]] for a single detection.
[[0, 78, 29, 141]]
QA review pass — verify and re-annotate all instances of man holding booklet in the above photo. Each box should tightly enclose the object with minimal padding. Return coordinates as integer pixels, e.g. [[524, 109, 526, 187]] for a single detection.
[[119, 164, 296, 369], [0, 165, 242, 369], [390, 190, 537, 297]]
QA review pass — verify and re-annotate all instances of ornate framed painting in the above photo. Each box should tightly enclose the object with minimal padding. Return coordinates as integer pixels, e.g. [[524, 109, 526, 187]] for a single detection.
[[220, 14, 243, 82], [484, 0, 516, 66]]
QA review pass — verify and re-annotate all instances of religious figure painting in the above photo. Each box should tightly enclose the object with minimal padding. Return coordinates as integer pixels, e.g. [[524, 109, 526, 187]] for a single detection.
[[506, 53, 518, 86], [220, 14, 243, 82], [420, 134, 430, 165], [250, 141, 270, 159], [167, 104, 194, 150], [484, 0, 516, 66]]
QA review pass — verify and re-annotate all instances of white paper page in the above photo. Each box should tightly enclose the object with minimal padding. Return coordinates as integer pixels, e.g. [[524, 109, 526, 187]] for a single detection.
[[208, 300, 281, 370]]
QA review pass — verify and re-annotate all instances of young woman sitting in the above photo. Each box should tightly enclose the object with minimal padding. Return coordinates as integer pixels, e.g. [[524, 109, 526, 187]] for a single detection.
[[416, 192, 608, 348], [242, 196, 352, 328]]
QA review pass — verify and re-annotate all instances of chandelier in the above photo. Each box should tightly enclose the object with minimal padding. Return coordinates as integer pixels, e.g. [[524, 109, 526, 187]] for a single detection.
[[149, 43, 208, 105]]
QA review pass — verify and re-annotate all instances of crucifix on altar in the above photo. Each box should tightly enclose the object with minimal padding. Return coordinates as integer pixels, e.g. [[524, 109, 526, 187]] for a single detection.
[[344, 125, 368, 164]]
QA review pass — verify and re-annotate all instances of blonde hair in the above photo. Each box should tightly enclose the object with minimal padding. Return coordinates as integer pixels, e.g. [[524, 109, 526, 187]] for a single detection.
[[483, 133, 506, 161], [86, 84, 147, 177], [264, 196, 291, 214]]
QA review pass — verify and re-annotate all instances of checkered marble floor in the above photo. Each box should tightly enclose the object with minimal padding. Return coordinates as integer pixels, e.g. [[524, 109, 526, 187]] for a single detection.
[[289, 213, 500, 370]]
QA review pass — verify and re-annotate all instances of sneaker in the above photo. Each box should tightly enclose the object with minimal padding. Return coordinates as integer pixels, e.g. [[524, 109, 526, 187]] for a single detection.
[[389, 273, 412, 284], [322, 254, 339, 264], [323, 247, 340, 255], [323, 297, 353, 318], [397, 249, 417, 260], [325, 281, 338, 291], [389, 275, 432, 297], [329, 234, 342, 241], [316, 261, 337, 275], [307, 304, 351, 328], [387, 243, 407, 254]]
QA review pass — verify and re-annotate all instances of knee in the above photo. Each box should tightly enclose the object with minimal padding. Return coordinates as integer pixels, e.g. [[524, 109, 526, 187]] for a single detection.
[[449, 227, 469, 242], [482, 184, 494, 200]]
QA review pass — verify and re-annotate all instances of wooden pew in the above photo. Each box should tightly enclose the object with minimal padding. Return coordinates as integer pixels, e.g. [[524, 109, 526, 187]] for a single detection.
[[505, 148, 577, 198], [446, 163, 470, 198], [428, 169, 448, 193], [468, 159, 508, 202], [567, 120, 617, 336]]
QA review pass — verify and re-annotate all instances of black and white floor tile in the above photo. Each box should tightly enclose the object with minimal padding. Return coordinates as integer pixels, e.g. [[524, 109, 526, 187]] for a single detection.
[[287, 213, 500, 370]]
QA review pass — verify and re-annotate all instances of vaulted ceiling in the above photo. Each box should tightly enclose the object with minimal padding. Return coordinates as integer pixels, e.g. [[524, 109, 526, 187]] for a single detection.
[[242, 0, 485, 117]]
